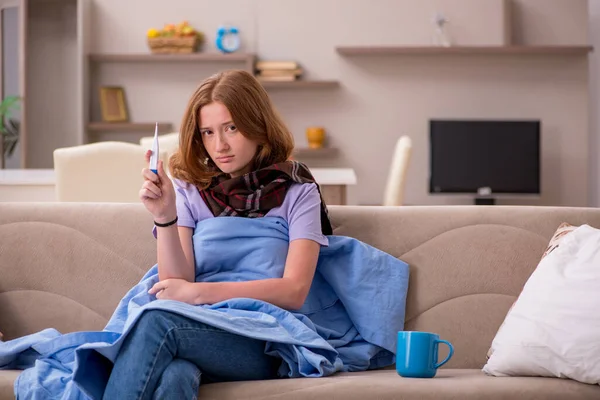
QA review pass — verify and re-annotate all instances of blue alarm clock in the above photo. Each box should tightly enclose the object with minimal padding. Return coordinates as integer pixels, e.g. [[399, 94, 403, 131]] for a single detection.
[[216, 26, 240, 53]]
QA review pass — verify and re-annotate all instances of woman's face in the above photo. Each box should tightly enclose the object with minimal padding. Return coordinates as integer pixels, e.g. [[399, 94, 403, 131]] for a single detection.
[[199, 101, 259, 178]]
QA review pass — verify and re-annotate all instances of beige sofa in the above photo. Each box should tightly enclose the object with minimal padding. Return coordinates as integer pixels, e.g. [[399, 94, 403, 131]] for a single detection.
[[1, 202, 600, 400]]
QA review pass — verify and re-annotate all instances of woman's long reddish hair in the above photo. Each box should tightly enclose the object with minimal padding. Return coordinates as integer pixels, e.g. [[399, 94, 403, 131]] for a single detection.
[[169, 69, 294, 189]]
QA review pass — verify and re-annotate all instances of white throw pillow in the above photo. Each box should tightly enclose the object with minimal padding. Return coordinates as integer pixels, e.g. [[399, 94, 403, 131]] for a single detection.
[[483, 224, 600, 385]]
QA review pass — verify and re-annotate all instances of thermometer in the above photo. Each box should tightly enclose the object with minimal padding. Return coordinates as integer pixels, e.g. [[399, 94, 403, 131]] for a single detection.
[[150, 122, 159, 174]]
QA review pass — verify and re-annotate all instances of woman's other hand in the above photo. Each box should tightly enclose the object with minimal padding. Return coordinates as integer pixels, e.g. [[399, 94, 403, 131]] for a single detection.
[[149, 279, 199, 305]]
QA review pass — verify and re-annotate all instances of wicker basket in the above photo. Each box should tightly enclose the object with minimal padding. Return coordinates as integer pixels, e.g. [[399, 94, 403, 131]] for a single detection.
[[147, 36, 200, 54]]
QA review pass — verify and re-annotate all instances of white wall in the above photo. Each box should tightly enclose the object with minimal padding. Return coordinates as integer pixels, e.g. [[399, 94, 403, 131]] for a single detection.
[[22, 0, 592, 207], [83, 0, 591, 206]]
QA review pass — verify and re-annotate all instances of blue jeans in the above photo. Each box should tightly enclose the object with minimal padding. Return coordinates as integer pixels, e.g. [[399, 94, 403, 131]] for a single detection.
[[102, 309, 280, 400]]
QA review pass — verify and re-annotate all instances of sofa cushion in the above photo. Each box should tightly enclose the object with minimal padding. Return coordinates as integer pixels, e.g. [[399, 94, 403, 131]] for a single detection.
[[195, 369, 600, 400], [3, 369, 599, 400], [539, 222, 578, 259], [483, 224, 600, 384], [486, 222, 578, 359]]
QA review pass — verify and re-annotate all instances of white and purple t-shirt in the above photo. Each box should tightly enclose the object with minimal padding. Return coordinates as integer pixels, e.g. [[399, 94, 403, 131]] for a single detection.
[[154, 179, 329, 246]]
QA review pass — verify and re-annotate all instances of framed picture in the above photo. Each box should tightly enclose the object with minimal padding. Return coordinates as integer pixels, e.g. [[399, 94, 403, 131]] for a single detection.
[[100, 86, 128, 122]]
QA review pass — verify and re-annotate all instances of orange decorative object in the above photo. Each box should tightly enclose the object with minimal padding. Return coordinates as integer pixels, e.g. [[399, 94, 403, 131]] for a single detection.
[[305, 127, 326, 149]]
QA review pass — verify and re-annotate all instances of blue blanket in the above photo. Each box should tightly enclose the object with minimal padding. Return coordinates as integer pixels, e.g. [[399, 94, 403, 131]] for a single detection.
[[0, 216, 409, 400]]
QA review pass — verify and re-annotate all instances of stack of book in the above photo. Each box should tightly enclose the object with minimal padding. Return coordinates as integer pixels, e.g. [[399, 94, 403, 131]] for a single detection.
[[255, 60, 303, 82]]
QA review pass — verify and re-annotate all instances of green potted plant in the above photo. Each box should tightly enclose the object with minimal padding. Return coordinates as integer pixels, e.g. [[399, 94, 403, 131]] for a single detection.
[[1, 95, 21, 161]]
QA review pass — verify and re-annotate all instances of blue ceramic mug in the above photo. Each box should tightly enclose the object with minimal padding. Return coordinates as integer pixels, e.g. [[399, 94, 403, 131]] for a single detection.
[[396, 331, 454, 378]]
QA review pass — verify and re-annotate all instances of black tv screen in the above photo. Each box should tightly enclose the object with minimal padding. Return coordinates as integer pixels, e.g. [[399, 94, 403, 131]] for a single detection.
[[429, 120, 540, 195]]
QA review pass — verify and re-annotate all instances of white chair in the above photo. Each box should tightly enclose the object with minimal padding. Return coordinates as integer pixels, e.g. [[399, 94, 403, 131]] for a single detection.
[[139, 132, 180, 163], [53, 141, 168, 203], [382, 136, 412, 206]]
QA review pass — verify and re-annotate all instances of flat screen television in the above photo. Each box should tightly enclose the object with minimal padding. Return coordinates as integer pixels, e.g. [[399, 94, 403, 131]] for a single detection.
[[429, 119, 540, 203]]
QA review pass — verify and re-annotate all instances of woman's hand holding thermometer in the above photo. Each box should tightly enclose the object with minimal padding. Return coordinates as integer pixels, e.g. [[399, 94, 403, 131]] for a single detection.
[[139, 123, 177, 224]]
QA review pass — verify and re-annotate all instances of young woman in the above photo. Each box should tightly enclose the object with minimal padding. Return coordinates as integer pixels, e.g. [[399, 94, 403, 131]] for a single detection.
[[102, 69, 332, 399]]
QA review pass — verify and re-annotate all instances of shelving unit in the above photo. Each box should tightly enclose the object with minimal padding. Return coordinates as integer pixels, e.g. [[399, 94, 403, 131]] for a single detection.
[[335, 45, 594, 56], [89, 52, 256, 72], [293, 147, 339, 158], [85, 52, 341, 146], [87, 122, 173, 133], [89, 53, 340, 90], [90, 53, 255, 62], [260, 80, 340, 89], [85, 52, 259, 143]]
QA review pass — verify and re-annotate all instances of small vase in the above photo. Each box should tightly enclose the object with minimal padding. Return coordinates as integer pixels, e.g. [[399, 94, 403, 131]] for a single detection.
[[306, 127, 326, 148], [433, 26, 451, 47], [432, 13, 451, 47]]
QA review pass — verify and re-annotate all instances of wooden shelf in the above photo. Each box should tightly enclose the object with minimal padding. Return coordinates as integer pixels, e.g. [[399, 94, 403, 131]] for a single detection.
[[87, 122, 173, 133], [335, 45, 593, 56], [260, 80, 340, 89], [89, 53, 256, 63], [293, 147, 339, 157]]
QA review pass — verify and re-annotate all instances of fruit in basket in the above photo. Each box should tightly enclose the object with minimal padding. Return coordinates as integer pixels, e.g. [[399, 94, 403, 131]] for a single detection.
[[147, 21, 203, 38], [147, 20, 205, 54], [146, 28, 160, 38], [159, 24, 173, 37]]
